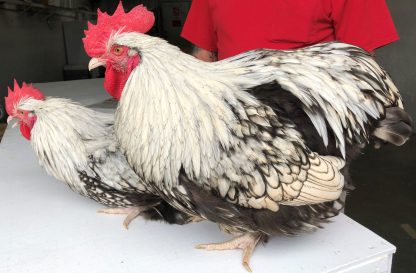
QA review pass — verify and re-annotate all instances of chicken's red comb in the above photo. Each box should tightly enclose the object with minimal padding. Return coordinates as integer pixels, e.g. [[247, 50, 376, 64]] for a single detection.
[[5, 80, 44, 116], [83, 2, 155, 57]]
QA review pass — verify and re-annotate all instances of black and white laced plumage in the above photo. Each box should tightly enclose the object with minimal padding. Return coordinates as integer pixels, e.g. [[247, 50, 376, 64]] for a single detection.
[[13, 97, 193, 227], [89, 32, 412, 270]]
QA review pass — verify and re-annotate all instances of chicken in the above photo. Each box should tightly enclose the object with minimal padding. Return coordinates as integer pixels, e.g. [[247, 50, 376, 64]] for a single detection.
[[5, 81, 195, 228], [83, 3, 412, 271]]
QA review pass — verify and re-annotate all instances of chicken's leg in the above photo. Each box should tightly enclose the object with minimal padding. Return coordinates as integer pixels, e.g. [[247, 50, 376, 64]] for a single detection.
[[98, 207, 145, 229], [196, 232, 263, 272]]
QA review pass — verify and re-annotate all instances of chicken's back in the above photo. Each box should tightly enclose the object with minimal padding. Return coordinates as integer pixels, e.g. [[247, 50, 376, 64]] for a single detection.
[[28, 97, 192, 224]]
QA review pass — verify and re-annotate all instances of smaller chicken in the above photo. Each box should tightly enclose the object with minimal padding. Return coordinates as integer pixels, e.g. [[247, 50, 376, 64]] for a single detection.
[[5, 81, 193, 228]]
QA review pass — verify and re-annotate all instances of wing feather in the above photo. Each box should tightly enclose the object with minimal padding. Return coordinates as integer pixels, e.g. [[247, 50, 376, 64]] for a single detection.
[[196, 103, 346, 211]]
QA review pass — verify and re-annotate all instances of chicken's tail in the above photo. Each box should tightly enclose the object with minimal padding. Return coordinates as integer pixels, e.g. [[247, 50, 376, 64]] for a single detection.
[[373, 107, 413, 146]]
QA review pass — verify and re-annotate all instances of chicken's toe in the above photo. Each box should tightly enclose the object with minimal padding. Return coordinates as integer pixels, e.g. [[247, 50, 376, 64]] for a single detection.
[[98, 206, 145, 229], [196, 232, 262, 272]]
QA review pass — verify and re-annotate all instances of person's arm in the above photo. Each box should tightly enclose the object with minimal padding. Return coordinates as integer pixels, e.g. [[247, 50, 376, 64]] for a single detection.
[[331, 0, 399, 52], [192, 46, 218, 62], [181, 0, 218, 62]]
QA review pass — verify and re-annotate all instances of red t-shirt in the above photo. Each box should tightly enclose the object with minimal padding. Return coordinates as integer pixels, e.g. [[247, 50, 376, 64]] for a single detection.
[[181, 0, 399, 60]]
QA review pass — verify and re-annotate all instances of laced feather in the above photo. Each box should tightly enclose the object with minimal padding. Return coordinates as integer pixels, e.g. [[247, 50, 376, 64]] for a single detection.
[[19, 98, 144, 194], [113, 33, 402, 188]]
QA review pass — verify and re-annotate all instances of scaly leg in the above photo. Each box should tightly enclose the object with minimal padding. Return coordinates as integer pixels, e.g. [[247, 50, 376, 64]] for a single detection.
[[98, 207, 145, 229], [196, 232, 263, 272]]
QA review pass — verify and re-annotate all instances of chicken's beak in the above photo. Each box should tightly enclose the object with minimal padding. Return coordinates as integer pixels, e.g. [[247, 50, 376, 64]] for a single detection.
[[88, 58, 106, 71], [7, 116, 19, 128]]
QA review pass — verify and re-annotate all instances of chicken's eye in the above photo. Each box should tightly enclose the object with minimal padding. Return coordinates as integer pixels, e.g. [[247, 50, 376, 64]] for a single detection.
[[112, 46, 124, 56]]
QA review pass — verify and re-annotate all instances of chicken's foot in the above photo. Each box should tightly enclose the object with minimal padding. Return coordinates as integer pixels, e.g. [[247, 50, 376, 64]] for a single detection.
[[196, 232, 263, 272], [98, 207, 145, 229]]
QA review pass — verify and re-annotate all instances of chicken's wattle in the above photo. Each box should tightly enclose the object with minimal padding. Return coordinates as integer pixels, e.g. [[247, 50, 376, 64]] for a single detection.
[[19, 116, 36, 140], [104, 65, 126, 100], [104, 56, 139, 100], [20, 122, 31, 140]]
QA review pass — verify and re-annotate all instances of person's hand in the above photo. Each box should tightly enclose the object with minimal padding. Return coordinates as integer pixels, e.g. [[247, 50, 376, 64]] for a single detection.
[[192, 46, 218, 62]]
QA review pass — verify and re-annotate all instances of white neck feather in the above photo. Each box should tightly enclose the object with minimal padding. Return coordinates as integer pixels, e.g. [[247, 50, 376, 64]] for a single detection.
[[23, 98, 113, 192], [114, 33, 261, 188]]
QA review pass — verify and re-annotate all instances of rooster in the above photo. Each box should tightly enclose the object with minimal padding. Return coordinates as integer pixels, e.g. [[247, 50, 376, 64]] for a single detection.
[[83, 3, 412, 271], [5, 81, 194, 228]]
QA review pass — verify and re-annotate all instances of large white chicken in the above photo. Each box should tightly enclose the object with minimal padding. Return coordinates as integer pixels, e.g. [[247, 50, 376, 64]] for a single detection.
[[5, 81, 194, 228], [83, 3, 412, 270]]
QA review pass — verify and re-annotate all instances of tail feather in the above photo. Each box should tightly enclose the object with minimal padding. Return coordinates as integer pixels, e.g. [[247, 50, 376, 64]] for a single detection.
[[373, 107, 413, 146]]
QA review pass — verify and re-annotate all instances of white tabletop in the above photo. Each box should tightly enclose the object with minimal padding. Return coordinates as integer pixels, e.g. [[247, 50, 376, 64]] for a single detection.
[[0, 79, 396, 273], [33, 78, 109, 106]]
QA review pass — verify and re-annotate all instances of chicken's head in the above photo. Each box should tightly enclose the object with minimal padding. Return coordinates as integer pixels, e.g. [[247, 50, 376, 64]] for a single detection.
[[4, 80, 44, 140], [83, 2, 154, 100]]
